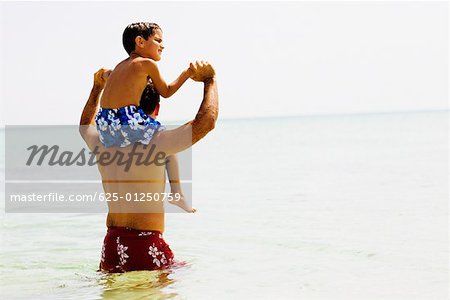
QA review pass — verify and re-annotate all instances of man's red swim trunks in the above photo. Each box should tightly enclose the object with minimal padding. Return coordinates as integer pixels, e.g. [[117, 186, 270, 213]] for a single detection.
[[99, 226, 174, 272]]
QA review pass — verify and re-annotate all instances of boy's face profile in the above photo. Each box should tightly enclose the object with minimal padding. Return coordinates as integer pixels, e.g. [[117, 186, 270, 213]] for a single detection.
[[135, 29, 164, 61]]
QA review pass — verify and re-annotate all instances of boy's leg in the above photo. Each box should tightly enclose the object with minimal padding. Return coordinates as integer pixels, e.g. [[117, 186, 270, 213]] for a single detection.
[[166, 154, 182, 194], [165, 155, 196, 213]]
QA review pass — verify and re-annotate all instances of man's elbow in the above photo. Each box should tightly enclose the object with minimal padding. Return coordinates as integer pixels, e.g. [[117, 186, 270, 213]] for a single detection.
[[203, 113, 217, 132], [192, 113, 217, 141], [207, 116, 217, 131], [78, 119, 84, 134], [78, 125, 88, 140], [78, 119, 93, 139], [79, 117, 89, 133]]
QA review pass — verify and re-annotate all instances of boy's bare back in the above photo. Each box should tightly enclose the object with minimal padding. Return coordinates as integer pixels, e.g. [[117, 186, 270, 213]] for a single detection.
[[100, 56, 151, 108]]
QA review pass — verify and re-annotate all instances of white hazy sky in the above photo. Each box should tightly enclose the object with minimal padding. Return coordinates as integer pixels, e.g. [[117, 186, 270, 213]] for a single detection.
[[0, 1, 448, 125]]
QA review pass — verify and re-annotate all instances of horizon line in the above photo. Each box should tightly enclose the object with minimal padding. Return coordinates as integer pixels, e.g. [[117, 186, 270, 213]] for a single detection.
[[0, 108, 448, 127], [162, 108, 449, 123]]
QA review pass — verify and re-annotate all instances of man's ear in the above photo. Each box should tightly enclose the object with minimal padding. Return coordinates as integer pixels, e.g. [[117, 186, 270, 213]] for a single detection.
[[135, 36, 145, 49]]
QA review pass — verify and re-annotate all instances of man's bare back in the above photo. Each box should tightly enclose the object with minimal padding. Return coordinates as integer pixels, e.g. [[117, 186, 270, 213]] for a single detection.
[[80, 61, 217, 233], [96, 142, 168, 232]]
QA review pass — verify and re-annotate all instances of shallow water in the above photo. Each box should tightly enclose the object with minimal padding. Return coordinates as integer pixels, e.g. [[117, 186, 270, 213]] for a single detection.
[[0, 111, 448, 299]]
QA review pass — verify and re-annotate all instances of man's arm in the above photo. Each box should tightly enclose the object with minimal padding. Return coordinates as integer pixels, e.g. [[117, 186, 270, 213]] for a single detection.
[[190, 76, 218, 143], [151, 61, 218, 155], [79, 69, 110, 150], [142, 59, 191, 98]]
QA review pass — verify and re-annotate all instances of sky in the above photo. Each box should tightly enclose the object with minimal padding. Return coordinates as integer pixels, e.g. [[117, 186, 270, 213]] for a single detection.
[[0, 1, 448, 125]]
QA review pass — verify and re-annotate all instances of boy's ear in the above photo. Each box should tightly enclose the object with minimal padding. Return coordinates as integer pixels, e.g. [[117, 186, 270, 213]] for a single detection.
[[135, 36, 145, 49]]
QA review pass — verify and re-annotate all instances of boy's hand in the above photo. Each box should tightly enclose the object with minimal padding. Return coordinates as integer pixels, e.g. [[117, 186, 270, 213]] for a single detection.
[[189, 61, 215, 82], [93, 68, 112, 89]]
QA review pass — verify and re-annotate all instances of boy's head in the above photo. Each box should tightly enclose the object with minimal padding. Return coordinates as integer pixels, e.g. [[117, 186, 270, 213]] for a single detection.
[[122, 22, 164, 60], [140, 79, 160, 117]]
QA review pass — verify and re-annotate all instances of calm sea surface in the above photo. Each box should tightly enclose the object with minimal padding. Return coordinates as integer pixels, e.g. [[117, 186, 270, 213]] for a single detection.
[[0, 111, 448, 299]]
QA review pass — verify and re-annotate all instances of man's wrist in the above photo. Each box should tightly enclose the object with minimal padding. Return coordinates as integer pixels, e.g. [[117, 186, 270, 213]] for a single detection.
[[92, 84, 104, 93], [184, 68, 192, 79], [204, 77, 216, 85]]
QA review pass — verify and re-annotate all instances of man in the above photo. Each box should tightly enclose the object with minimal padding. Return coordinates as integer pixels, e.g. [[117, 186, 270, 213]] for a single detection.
[[79, 61, 218, 272]]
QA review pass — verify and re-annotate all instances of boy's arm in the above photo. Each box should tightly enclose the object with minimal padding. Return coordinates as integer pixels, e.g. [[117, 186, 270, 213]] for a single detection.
[[79, 69, 110, 150], [142, 59, 191, 98], [150, 61, 218, 156]]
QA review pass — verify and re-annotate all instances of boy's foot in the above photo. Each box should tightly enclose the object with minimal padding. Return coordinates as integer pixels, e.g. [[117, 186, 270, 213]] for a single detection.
[[169, 193, 197, 213]]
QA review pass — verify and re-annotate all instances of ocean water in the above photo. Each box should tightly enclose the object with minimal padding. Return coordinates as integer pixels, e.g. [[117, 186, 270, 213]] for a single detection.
[[0, 111, 448, 299]]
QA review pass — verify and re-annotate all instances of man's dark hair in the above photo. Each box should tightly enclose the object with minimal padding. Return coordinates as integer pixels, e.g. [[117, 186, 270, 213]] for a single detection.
[[122, 22, 161, 55], [140, 79, 160, 115]]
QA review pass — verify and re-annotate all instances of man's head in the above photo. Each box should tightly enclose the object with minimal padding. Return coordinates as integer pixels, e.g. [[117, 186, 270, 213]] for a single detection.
[[122, 22, 164, 60], [140, 79, 160, 117]]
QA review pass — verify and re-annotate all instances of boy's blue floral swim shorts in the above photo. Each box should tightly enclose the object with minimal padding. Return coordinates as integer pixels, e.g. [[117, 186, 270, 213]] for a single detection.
[[95, 105, 165, 148]]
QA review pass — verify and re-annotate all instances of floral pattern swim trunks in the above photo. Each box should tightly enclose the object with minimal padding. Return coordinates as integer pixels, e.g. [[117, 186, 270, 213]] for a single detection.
[[95, 105, 165, 148], [100, 226, 174, 273]]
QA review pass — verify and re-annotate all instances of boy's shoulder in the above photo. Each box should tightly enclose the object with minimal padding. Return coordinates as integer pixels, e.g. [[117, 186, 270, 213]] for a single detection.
[[134, 57, 158, 72], [126, 56, 156, 69], [129, 56, 156, 63]]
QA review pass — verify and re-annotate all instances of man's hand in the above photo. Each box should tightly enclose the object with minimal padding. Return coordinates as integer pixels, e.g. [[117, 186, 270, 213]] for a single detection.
[[80, 69, 111, 148], [94, 68, 112, 89], [189, 61, 215, 82]]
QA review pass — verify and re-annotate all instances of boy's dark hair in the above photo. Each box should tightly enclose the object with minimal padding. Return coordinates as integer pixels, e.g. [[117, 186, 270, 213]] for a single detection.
[[122, 22, 161, 55], [139, 79, 160, 115]]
